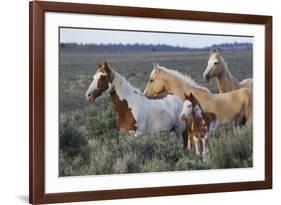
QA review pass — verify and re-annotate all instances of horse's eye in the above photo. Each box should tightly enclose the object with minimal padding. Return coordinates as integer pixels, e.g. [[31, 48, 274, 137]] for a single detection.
[[214, 62, 218, 65], [150, 79, 154, 83]]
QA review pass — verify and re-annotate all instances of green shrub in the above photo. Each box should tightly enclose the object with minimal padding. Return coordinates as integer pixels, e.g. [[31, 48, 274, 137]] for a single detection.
[[141, 159, 169, 172], [59, 103, 253, 176], [175, 157, 208, 171], [207, 123, 253, 169], [88, 147, 115, 175], [59, 114, 89, 160]]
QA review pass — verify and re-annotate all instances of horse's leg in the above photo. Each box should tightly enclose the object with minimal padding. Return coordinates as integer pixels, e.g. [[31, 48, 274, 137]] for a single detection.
[[202, 133, 208, 162], [244, 88, 253, 123], [193, 136, 200, 156], [182, 128, 188, 149], [188, 135, 191, 150], [187, 130, 196, 154], [190, 132, 196, 155], [175, 120, 188, 149], [234, 110, 246, 126], [239, 116, 247, 126]]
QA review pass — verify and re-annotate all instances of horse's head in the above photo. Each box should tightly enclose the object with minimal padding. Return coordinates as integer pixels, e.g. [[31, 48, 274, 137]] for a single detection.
[[85, 61, 113, 103], [180, 93, 193, 121], [143, 63, 165, 97], [180, 92, 203, 120], [203, 48, 224, 82]]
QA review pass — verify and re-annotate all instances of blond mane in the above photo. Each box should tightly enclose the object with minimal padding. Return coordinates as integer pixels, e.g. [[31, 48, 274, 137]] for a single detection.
[[220, 56, 235, 79], [156, 64, 210, 93]]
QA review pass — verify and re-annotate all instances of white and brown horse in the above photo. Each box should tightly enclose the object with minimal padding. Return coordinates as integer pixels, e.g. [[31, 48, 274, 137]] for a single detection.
[[85, 62, 188, 147], [143, 63, 253, 124], [180, 92, 219, 161], [203, 48, 253, 93]]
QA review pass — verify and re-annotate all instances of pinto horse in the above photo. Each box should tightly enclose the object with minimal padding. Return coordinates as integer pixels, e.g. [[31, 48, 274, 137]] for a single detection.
[[203, 48, 253, 93], [85, 62, 188, 148], [143, 63, 253, 124], [180, 92, 219, 161]]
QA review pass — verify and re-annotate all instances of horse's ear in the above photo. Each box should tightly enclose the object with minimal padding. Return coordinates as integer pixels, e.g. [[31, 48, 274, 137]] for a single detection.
[[103, 61, 111, 73], [154, 62, 160, 73], [184, 93, 188, 99], [189, 92, 196, 102], [216, 48, 221, 56], [98, 63, 102, 67]]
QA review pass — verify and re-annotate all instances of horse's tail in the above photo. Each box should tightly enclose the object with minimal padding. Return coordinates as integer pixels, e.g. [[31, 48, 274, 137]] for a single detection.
[[242, 88, 253, 123]]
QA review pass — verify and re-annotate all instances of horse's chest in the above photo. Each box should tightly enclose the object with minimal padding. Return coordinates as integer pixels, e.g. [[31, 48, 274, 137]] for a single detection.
[[191, 118, 209, 136], [117, 111, 136, 130], [111, 93, 136, 131]]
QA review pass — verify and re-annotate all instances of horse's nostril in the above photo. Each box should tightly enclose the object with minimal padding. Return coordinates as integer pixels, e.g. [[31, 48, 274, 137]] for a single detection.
[[88, 94, 91, 97], [205, 74, 210, 81]]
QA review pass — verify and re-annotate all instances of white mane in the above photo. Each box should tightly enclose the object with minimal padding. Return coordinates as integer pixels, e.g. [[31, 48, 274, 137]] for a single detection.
[[156, 64, 210, 92], [111, 69, 142, 101]]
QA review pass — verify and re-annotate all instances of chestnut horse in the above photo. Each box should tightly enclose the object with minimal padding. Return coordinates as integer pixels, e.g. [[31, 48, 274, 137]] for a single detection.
[[143, 63, 253, 124], [203, 48, 253, 93], [180, 92, 219, 161], [85, 62, 188, 147]]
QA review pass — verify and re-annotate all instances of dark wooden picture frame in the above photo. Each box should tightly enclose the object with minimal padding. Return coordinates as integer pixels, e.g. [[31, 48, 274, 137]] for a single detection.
[[29, 1, 272, 204]]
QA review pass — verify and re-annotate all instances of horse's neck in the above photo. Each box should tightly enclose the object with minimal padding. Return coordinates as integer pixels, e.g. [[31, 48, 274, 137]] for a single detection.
[[192, 103, 204, 120], [111, 70, 137, 102], [110, 89, 127, 111], [164, 76, 209, 101], [216, 63, 239, 93], [192, 105, 212, 129]]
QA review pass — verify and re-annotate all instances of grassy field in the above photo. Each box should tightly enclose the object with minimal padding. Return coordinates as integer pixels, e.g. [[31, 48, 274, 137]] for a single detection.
[[59, 50, 253, 176]]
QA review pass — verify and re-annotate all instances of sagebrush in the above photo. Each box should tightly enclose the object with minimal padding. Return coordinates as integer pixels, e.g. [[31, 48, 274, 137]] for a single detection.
[[59, 50, 253, 176]]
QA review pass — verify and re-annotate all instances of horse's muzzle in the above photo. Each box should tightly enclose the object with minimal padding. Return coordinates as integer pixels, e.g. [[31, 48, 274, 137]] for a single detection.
[[204, 74, 210, 82], [85, 93, 95, 102], [180, 114, 187, 121]]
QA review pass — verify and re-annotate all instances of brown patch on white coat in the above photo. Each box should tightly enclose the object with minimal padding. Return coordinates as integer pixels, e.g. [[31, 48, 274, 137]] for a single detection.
[[109, 87, 137, 130]]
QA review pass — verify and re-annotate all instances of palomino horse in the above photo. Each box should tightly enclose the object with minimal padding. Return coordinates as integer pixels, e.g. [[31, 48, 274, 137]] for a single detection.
[[85, 62, 188, 147], [143, 63, 253, 124], [180, 92, 219, 161], [203, 48, 253, 93]]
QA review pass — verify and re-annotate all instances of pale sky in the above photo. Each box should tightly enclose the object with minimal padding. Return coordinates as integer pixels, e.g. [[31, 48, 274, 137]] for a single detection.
[[60, 27, 253, 48]]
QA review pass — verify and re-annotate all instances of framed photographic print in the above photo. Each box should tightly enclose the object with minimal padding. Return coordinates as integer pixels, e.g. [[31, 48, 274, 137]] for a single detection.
[[29, 1, 272, 204]]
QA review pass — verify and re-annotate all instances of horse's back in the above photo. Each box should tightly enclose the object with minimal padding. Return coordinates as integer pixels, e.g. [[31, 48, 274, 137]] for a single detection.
[[236, 87, 252, 100], [136, 93, 183, 132], [203, 88, 252, 121], [240, 78, 253, 90]]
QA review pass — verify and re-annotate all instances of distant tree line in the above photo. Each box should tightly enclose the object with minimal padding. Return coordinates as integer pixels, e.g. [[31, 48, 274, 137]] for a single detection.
[[60, 42, 253, 53]]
